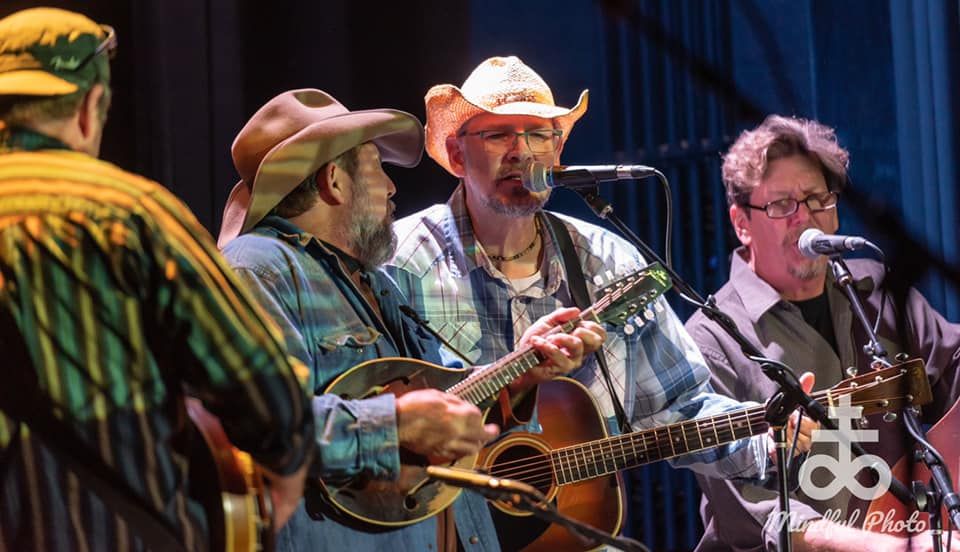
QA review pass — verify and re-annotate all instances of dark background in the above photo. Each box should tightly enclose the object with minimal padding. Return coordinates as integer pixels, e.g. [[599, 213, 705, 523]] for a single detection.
[[6, 1, 959, 550]]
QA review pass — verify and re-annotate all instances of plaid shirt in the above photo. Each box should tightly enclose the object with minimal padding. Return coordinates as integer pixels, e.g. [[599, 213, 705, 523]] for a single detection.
[[387, 184, 768, 479], [223, 216, 501, 552], [0, 149, 313, 551]]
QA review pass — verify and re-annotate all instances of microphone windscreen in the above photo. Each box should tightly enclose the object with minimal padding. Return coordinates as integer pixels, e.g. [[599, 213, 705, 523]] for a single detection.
[[797, 228, 825, 259]]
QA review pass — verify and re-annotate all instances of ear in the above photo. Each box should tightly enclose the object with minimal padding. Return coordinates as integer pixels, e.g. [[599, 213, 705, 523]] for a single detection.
[[445, 135, 467, 177], [729, 204, 752, 246], [314, 161, 347, 206], [77, 83, 105, 140]]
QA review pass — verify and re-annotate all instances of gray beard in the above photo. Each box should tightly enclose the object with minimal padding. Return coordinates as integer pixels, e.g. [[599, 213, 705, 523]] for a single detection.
[[481, 192, 547, 217], [788, 258, 827, 281], [348, 214, 396, 269]]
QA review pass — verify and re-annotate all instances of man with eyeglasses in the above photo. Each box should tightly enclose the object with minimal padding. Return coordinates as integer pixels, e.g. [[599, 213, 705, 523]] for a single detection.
[[387, 56, 800, 549], [0, 8, 315, 550], [686, 115, 960, 551]]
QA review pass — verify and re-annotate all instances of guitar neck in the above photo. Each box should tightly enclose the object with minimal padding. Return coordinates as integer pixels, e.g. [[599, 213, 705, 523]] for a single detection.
[[445, 316, 585, 405], [551, 402, 773, 485]]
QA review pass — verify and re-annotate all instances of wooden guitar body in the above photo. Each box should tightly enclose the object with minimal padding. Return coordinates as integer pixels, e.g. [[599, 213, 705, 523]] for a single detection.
[[478, 361, 930, 551], [866, 396, 960, 536], [478, 378, 624, 552], [186, 398, 273, 552]]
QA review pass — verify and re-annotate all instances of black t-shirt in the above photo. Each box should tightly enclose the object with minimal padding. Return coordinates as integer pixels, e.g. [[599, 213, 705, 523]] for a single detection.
[[790, 292, 839, 356]]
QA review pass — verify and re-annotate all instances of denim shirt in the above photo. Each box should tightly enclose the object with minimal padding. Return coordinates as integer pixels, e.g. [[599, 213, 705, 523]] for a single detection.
[[223, 216, 501, 551]]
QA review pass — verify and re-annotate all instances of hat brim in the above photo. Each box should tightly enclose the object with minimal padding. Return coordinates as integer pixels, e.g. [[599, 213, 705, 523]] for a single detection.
[[218, 108, 423, 247], [0, 69, 79, 96], [424, 85, 589, 176]]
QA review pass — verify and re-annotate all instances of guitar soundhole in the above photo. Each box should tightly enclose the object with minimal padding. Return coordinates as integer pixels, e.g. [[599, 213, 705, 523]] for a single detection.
[[403, 494, 419, 511], [490, 444, 553, 496]]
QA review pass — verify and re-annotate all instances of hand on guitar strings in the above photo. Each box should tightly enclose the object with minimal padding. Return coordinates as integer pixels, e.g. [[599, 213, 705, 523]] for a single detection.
[[508, 306, 607, 396], [767, 371, 820, 462], [396, 388, 500, 461]]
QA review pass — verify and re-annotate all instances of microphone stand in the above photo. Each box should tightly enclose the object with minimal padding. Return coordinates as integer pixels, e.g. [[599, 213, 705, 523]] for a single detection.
[[829, 256, 960, 550], [570, 184, 916, 551]]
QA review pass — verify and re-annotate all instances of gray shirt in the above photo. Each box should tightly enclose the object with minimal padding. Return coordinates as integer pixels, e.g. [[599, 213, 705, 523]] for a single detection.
[[685, 248, 960, 551]]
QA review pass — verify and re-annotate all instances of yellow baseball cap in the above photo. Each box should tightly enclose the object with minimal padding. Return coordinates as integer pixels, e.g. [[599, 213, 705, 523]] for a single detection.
[[0, 7, 115, 96]]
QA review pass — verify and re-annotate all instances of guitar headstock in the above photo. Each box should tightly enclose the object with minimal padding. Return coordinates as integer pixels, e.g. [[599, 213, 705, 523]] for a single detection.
[[590, 262, 673, 328], [827, 359, 932, 417]]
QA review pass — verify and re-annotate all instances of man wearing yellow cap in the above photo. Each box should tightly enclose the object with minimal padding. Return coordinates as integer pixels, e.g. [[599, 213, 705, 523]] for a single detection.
[[388, 56, 795, 546], [0, 8, 314, 551]]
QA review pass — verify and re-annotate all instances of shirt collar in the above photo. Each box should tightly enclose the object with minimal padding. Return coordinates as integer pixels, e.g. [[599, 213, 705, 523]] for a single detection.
[[0, 126, 72, 153], [729, 247, 785, 322], [444, 183, 564, 293], [729, 246, 876, 323]]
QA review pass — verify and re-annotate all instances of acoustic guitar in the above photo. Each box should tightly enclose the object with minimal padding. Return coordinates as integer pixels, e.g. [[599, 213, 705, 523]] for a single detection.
[[315, 263, 673, 528], [866, 385, 960, 538], [186, 398, 274, 552], [478, 360, 933, 551]]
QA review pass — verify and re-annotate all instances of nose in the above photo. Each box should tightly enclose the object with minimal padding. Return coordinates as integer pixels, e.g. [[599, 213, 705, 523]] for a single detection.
[[386, 176, 397, 199], [505, 133, 534, 163]]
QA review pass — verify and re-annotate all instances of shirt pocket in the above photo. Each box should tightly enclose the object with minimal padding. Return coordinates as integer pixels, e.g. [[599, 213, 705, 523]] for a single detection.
[[421, 310, 483, 365], [312, 325, 384, 391]]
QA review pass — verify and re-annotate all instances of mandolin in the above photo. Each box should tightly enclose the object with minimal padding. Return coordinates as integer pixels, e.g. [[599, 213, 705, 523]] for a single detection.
[[315, 263, 673, 528]]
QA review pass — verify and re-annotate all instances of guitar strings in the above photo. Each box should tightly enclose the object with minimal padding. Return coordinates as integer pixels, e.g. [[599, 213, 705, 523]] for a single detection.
[[489, 393, 907, 489], [446, 284, 643, 403], [486, 387, 885, 482], [483, 379, 906, 487]]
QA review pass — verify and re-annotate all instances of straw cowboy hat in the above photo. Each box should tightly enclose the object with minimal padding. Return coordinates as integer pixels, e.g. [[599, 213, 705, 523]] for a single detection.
[[424, 55, 588, 176], [218, 88, 423, 247]]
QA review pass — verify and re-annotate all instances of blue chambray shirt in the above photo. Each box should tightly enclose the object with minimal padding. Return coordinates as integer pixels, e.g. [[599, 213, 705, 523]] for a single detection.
[[222, 216, 501, 552], [386, 185, 770, 480]]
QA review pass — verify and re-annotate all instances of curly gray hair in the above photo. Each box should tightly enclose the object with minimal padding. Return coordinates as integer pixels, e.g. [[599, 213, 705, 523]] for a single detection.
[[722, 115, 849, 208]]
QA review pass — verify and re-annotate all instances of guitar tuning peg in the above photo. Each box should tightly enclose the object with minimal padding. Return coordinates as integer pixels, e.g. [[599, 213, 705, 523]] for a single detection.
[[643, 308, 655, 321], [846, 366, 857, 377], [858, 417, 869, 428], [593, 274, 604, 286], [623, 323, 635, 335], [605, 270, 614, 282], [654, 302, 664, 313], [883, 411, 898, 423]]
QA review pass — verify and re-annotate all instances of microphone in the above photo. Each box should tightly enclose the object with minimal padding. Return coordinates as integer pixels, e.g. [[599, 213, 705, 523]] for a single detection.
[[522, 162, 659, 193], [797, 228, 875, 259], [425, 466, 542, 498]]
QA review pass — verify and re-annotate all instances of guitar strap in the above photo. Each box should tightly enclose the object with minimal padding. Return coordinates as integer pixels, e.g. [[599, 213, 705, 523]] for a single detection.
[[543, 212, 634, 434], [0, 310, 188, 552]]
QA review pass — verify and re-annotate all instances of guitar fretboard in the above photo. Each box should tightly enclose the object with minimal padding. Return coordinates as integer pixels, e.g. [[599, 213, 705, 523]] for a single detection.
[[551, 404, 771, 485], [445, 318, 581, 405]]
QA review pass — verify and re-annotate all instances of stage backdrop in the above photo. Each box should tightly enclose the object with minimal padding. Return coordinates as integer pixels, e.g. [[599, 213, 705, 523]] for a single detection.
[[4, 1, 958, 550]]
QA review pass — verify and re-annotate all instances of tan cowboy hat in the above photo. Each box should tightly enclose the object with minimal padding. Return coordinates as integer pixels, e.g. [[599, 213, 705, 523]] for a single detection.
[[424, 55, 588, 176], [218, 88, 423, 247]]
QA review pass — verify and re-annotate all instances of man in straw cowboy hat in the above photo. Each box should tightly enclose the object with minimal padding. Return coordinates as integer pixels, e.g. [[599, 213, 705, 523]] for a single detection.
[[217, 88, 604, 551], [0, 7, 314, 551], [388, 56, 819, 545]]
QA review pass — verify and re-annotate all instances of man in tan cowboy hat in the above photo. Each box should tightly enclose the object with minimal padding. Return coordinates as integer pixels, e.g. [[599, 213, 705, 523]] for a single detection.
[[217, 88, 604, 551], [0, 7, 314, 551], [388, 55, 812, 547]]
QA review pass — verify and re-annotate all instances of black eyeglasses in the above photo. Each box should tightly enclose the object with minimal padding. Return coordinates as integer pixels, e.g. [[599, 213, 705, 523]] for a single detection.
[[742, 190, 839, 219], [72, 25, 117, 71], [457, 128, 563, 155]]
